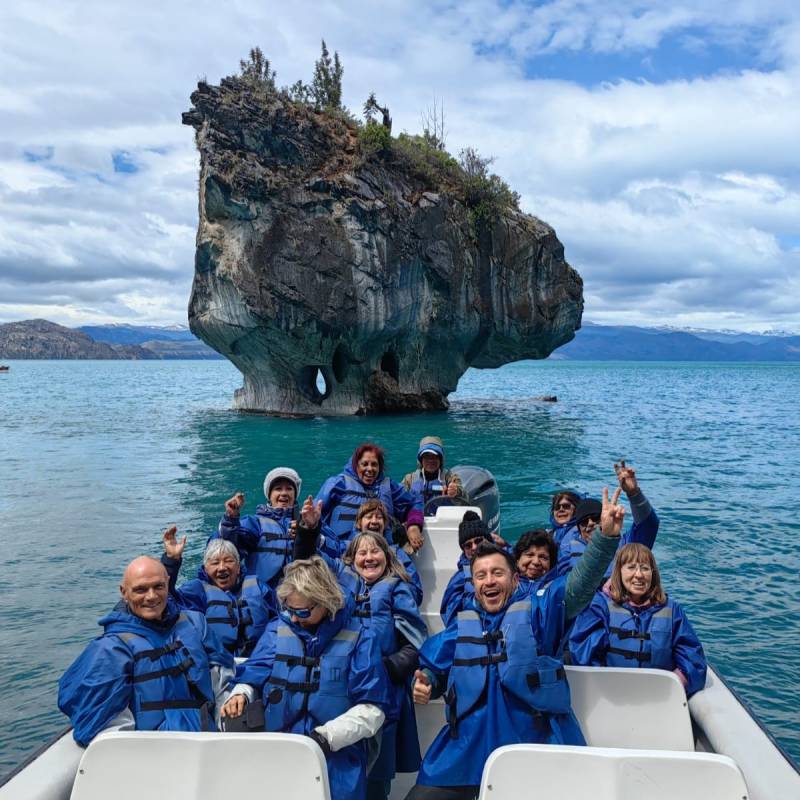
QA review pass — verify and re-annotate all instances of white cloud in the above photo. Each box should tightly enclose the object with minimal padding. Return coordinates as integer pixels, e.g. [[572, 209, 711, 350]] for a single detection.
[[0, 0, 799, 330]]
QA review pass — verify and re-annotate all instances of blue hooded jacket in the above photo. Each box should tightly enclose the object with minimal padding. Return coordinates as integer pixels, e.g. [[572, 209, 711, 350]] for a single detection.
[[569, 590, 707, 697], [315, 459, 423, 541], [161, 555, 277, 658], [58, 598, 232, 747], [233, 596, 392, 800]]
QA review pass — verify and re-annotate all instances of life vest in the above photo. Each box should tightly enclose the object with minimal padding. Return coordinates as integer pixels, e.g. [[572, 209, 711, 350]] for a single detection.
[[445, 599, 572, 736], [461, 563, 474, 599], [408, 471, 446, 506], [351, 574, 400, 655], [328, 474, 394, 539], [114, 611, 215, 732], [245, 513, 294, 585], [605, 597, 674, 669], [202, 577, 271, 657], [264, 620, 361, 734]]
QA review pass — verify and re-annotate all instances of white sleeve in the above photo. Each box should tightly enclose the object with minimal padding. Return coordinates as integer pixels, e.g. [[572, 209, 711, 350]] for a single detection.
[[227, 683, 256, 703], [211, 664, 237, 706], [314, 703, 385, 752]]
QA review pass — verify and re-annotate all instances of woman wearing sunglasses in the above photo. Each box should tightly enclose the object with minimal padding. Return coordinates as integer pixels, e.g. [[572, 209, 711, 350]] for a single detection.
[[549, 491, 582, 545], [293, 497, 428, 800], [220, 556, 392, 800], [568, 543, 707, 696], [557, 460, 659, 577]]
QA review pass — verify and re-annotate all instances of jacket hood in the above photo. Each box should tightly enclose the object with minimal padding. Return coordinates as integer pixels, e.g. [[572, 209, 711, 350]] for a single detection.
[[548, 490, 587, 529], [100, 597, 181, 635], [343, 459, 385, 485]]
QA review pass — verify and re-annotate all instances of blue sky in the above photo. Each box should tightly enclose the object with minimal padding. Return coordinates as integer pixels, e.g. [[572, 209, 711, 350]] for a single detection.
[[1, 0, 799, 332]]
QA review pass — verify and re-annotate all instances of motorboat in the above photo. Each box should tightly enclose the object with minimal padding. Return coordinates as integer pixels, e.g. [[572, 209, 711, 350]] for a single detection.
[[1, 504, 798, 800]]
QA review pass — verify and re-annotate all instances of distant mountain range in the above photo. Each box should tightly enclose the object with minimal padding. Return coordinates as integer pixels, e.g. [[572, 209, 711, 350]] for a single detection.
[[0, 320, 222, 360], [1, 319, 798, 362], [552, 322, 800, 361]]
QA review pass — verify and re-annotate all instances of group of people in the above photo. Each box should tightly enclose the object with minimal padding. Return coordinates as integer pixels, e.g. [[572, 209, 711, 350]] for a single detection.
[[58, 437, 707, 800]]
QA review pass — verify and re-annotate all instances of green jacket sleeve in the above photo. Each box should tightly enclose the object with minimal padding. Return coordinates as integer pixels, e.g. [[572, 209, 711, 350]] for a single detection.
[[564, 533, 619, 620]]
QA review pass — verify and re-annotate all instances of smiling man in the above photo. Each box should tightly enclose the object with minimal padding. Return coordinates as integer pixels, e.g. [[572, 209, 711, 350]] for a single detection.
[[407, 488, 627, 800], [58, 556, 233, 747]]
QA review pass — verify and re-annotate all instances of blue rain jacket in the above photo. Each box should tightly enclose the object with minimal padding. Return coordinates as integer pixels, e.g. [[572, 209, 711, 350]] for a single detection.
[[416, 583, 584, 787], [215, 504, 340, 587], [569, 591, 707, 696], [58, 599, 233, 746], [315, 460, 423, 540], [332, 561, 428, 779], [557, 495, 659, 577], [234, 602, 392, 800], [439, 555, 473, 627], [162, 556, 277, 657], [338, 528, 423, 604]]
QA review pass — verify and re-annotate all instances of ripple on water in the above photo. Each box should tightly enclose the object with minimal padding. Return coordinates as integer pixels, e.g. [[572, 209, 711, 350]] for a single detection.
[[0, 360, 799, 774]]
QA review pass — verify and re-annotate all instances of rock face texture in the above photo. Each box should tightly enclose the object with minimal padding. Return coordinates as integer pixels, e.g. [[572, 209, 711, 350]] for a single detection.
[[183, 79, 583, 415]]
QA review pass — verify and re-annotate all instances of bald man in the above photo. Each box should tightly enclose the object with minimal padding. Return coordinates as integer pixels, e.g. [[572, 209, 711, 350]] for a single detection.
[[58, 556, 234, 747]]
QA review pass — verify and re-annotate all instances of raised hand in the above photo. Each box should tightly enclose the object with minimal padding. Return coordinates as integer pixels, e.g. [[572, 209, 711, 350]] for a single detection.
[[406, 525, 424, 552], [220, 694, 247, 718], [225, 492, 245, 518], [614, 460, 639, 496], [162, 526, 186, 559], [600, 486, 625, 538], [300, 495, 322, 529], [413, 669, 432, 705], [490, 531, 508, 548], [445, 482, 458, 498]]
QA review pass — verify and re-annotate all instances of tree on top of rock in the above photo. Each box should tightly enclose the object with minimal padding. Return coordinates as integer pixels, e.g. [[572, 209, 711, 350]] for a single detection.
[[311, 40, 343, 110], [239, 46, 277, 90]]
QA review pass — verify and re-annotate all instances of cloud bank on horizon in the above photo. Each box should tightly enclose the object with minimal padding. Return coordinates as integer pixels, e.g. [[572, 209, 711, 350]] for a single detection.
[[1, 0, 799, 332]]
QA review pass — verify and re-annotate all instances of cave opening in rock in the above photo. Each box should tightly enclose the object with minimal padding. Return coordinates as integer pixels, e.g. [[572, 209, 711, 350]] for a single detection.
[[332, 344, 349, 383], [380, 350, 399, 381], [297, 365, 331, 404]]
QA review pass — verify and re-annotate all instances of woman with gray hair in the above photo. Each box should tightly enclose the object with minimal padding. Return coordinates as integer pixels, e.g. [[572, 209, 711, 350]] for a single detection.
[[221, 556, 392, 800], [161, 527, 277, 657]]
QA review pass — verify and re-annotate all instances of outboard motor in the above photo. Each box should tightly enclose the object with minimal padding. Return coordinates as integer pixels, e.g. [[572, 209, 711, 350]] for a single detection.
[[447, 465, 501, 534]]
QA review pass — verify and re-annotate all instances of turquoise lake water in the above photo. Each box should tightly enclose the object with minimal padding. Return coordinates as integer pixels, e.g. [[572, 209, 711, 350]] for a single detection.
[[0, 359, 798, 775]]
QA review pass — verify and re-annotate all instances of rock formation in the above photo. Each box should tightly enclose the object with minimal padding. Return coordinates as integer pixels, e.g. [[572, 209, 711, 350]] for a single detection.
[[0, 319, 157, 360], [183, 79, 583, 415]]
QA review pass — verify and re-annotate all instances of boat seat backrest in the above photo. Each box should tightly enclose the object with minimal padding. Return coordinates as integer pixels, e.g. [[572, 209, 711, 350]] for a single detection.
[[419, 505, 482, 634], [566, 665, 694, 750], [70, 731, 330, 800], [479, 744, 748, 800]]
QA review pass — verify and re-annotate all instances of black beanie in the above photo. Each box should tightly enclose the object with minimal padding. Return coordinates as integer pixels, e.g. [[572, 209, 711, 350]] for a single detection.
[[574, 498, 602, 525], [459, 510, 490, 548]]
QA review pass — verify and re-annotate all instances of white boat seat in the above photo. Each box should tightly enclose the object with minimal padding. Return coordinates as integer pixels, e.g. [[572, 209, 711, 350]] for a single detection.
[[69, 731, 330, 800], [566, 665, 694, 750], [419, 505, 482, 635], [479, 744, 749, 800]]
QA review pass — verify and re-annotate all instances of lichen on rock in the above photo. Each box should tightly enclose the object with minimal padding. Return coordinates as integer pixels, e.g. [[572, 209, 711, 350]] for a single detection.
[[182, 78, 583, 416]]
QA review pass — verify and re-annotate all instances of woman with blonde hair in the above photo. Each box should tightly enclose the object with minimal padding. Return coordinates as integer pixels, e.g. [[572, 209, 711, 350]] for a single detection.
[[568, 543, 707, 696], [221, 556, 392, 800]]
